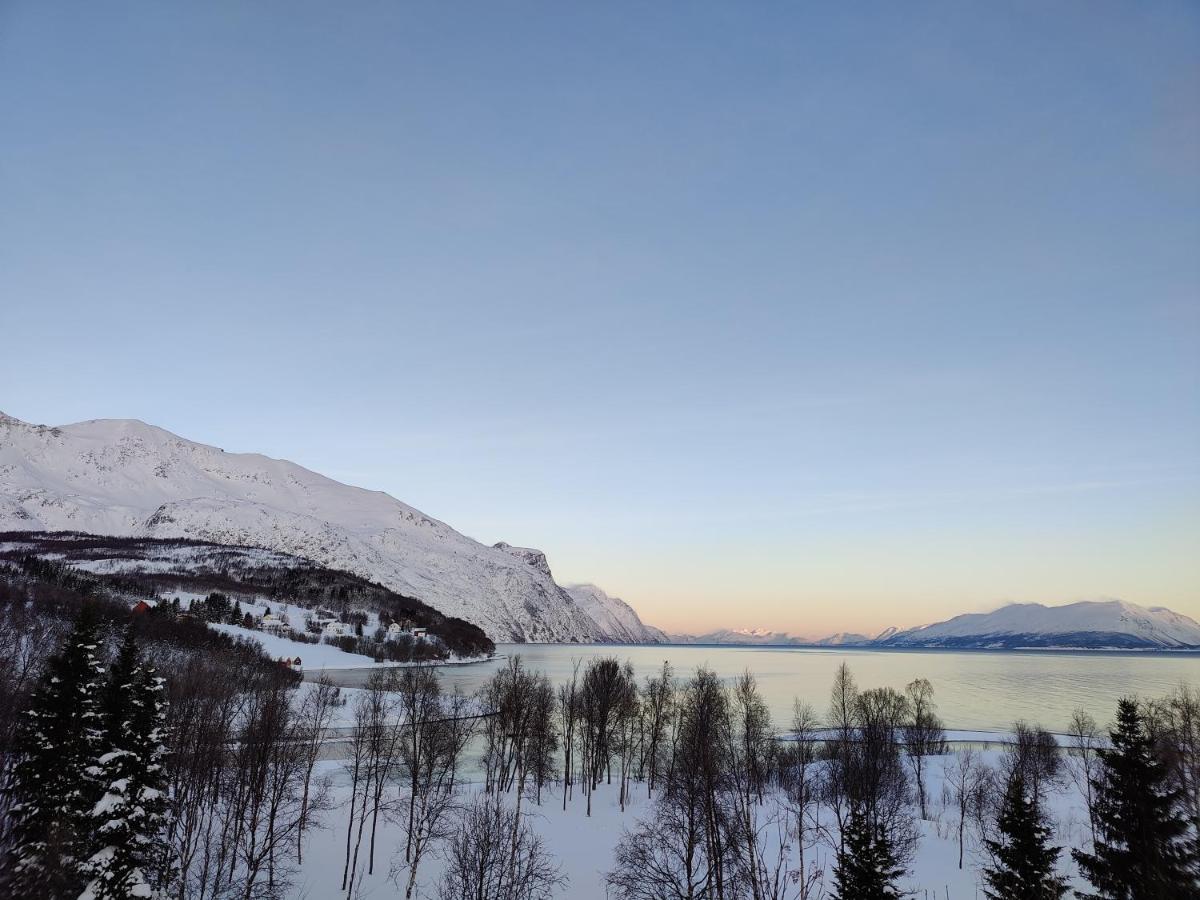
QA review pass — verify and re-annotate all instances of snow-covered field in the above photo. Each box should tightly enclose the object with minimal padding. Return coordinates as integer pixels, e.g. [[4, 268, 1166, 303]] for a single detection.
[[208, 622, 388, 669], [291, 749, 1093, 900], [205, 621, 494, 671]]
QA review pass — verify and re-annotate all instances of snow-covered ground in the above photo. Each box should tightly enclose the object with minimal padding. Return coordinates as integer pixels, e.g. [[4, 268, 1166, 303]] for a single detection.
[[290, 749, 1094, 900], [209, 622, 386, 669], [207, 621, 495, 672]]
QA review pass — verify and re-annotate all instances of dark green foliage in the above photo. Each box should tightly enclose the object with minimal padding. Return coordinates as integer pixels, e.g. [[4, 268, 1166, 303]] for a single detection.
[[831, 803, 906, 900], [0, 531, 495, 659], [81, 629, 172, 899], [2, 607, 106, 899], [982, 772, 1067, 899], [1073, 698, 1200, 899]]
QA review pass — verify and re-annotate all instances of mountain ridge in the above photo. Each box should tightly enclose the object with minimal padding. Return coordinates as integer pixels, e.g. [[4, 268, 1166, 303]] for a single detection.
[[671, 600, 1200, 650], [876, 599, 1200, 650], [0, 412, 664, 643]]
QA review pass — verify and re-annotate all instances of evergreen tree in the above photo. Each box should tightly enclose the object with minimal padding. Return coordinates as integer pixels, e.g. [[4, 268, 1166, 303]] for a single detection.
[[1073, 698, 1200, 899], [982, 772, 1068, 900], [1, 607, 106, 899], [80, 629, 172, 900], [831, 803, 905, 900]]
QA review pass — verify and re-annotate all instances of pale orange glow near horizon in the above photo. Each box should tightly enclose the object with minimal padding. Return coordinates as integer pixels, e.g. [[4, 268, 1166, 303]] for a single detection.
[[549, 506, 1200, 637]]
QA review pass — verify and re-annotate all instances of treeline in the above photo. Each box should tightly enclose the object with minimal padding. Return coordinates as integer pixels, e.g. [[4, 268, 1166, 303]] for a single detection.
[[324, 630, 449, 664], [2, 611, 170, 899], [468, 657, 1200, 900], [0, 532, 495, 660], [0, 602, 341, 900], [0, 558, 295, 767], [3, 610, 1198, 900]]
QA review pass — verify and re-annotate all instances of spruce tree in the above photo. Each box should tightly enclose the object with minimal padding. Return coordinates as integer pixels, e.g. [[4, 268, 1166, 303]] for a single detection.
[[1, 606, 106, 899], [982, 771, 1068, 900], [1073, 698, 1200, 899], [80, 629, 172, 900], [831, 803, 905, 900]]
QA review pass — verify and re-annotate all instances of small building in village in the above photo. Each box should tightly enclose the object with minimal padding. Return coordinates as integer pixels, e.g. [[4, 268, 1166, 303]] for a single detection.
[[385, 620, 429, 640], [323, 620, 350, 637]]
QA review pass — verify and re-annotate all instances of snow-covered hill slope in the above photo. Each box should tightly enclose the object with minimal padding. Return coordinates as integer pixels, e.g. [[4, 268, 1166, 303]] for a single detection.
[[877, 600, 1200, 650], [563, 584, 667, 644], [0, 412, 659, 643]]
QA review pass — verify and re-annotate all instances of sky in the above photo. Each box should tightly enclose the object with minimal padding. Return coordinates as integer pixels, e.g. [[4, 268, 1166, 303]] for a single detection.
[[1, 2, 1198, 636]]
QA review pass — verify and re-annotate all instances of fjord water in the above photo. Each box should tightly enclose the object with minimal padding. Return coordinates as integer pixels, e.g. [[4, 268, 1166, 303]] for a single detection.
[[437, 644, 1199, 734]]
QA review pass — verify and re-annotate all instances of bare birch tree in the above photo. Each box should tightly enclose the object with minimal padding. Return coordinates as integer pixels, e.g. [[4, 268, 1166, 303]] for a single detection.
[[437, 794, 563, 900], [902, 677, 945, 820], [943, 746, 987, 870], [392, 684, 475, 899], [1065, 707, 1101, 846], [295, 676, 338, 863]]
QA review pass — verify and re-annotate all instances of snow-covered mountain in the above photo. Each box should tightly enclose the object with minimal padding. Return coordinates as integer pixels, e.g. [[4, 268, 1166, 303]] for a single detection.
[[668, 628, 811, 646], [876, 600, 1200, 650], [809, 632, 872, 646], [563, 584, 667, 644], [667, 601, 1200, 652], [0, 412, 662, 643], [666, 628, 890, 647]]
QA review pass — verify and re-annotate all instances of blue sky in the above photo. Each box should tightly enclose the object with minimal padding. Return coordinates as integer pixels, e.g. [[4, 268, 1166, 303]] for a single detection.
[[2, 2, 1197, 633]]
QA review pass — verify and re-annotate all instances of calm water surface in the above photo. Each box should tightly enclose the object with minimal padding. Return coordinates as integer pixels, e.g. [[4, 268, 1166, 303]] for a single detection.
[[465, 644, 1197, 733], [324, 644, 1199, 734]]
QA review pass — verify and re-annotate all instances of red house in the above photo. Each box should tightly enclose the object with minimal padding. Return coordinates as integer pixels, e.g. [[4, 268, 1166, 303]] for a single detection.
[[131, 600, 152, 615]]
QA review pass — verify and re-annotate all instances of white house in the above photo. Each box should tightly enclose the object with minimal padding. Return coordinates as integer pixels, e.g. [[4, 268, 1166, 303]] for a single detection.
[[323, 620, 350, 637], [261, 618, 289, 635], [386, 622, 405, 639]]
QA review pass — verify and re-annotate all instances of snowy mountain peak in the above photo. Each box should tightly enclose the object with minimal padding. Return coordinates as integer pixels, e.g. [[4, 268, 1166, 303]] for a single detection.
[[0, 412, 657, 644]]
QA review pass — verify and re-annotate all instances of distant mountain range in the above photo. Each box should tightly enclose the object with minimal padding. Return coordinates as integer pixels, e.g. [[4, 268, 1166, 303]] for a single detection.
[[668, 628, 808, 646], [669, 627, 890, 647], [875, 600, 1200, 650], [0, 412, 664, 644], [5, 413, 1195, 652], [675, 600, 1200, 650]]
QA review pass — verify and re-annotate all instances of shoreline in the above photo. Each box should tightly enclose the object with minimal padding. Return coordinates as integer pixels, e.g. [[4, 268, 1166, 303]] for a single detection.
[[496, 641, 1200, 657], [302, 652, 505, 681]]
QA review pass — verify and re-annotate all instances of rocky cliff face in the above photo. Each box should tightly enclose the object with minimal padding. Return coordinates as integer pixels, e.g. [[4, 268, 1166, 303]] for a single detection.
[[563, 584, 668, 644], [0, 412, 660, 643]]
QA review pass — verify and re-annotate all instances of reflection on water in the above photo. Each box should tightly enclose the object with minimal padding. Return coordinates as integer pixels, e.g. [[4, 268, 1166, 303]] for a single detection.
[[319, 644, 1199, 733]]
